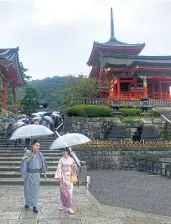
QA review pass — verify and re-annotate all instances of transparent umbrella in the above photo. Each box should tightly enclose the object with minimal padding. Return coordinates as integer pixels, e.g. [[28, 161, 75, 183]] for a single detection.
[[17, 114, 26, 119], [43, 116, 53, 123], [10, 124, 53, 140], [13, 121, 25, 129], [50, 133, 91, 149], [32, 116, 42, 121]]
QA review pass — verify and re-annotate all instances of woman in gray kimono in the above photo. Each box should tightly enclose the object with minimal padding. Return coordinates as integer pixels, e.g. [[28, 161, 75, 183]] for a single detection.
[[20, 140, 47, 213]]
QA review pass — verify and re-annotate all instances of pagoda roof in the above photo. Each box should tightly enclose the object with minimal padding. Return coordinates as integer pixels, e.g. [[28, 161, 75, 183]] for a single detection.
[[87, 8, 145, 66], [0, 47, 25, 87], [96, 38, 145, 48], [100, 55, 171, 69]]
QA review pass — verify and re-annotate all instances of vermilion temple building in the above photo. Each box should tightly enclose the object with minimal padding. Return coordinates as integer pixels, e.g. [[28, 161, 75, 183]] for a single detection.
[[0, 47, 25, 109], [88, 8, 171, 100]]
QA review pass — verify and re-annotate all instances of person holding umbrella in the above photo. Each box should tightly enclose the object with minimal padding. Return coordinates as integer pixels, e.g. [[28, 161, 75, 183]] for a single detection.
[[54, 147, 77, 214], [20, 140, 47, 213]]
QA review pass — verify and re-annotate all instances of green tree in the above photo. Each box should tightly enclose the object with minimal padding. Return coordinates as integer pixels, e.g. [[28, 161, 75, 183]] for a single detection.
[[21, 85, 40, 115], [54, 75, 99, 106]]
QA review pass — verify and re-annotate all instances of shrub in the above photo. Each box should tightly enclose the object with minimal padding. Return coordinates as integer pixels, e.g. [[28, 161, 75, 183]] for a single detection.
[[119, 108, 141, 117], [65, 105, 87, 117], [65, 105, 113, 117], [149, 110, 161, 117]]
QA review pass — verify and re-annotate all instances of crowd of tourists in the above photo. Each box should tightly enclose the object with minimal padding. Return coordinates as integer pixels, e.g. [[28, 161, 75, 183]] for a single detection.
[[5, 110, 64, 148]]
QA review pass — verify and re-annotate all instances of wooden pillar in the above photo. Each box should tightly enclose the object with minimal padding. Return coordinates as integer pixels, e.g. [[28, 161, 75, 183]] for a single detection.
[[117, 77, 120, 98], [133, 77, 137, 98], [167, 84, 170, 98], [3, 82, 7, 109], [99, 68, 104, 83], [143, 76, 148, 96], [151, 79, 155, 98], [159, 79, 162, 99]]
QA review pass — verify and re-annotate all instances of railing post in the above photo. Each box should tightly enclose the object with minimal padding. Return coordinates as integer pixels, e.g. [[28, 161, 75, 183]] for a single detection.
[[78, 161, 87, 185]]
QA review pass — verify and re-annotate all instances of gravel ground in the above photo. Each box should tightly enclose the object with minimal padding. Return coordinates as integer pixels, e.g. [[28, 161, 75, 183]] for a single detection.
[[88, 170, 171, 216]]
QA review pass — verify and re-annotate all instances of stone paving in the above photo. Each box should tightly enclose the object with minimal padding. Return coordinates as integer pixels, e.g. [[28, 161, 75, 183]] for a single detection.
[[0, 186, 171, 223]]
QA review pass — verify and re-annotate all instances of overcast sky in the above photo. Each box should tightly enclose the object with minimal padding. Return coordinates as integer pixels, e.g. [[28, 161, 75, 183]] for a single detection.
[[0, 0, 171, 79]]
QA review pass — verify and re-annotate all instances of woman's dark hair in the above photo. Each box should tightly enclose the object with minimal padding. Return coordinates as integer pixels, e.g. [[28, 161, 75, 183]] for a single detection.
[[61, 147, 70, 154], [32, 140, 40, 145]]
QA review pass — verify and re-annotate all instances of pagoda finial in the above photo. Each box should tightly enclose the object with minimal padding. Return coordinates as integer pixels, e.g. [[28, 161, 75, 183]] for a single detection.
[[110, 7, 115, 40]]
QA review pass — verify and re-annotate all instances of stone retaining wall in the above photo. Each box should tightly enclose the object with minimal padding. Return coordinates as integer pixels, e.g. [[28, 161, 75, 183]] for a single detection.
[[73, 148, 171, 170], [65, 117, 163, 140]]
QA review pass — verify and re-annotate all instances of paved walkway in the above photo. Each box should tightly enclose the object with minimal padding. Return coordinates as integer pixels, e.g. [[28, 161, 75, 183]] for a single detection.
[[0, 186, 171, 223], [88, 170, 171, 216]]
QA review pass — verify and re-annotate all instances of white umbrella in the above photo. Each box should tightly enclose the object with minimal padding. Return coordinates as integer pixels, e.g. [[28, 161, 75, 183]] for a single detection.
[[32, 113, 41, 117], [17, 114, 26, 119], [13, 121, 25, 129], [43, 116, 53, 123], [9, 124, 53, 140], [38, 111, 47, 115], [50, 133, 91, 149], [52, 111, 60, 117], [32, 116, 42, 121]]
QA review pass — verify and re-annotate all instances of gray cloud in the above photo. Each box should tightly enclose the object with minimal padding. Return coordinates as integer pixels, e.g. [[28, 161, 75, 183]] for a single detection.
[[0, 0, 170, 79]]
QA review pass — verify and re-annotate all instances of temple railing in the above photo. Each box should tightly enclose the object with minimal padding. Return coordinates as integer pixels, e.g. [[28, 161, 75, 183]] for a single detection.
[[75, 140, 171, 150], [71, 98, 171, 107], [138, 159, 171, 178]]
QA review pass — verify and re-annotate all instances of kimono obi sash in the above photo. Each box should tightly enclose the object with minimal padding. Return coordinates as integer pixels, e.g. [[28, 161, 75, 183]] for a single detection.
[[27, 168, 41, 173]]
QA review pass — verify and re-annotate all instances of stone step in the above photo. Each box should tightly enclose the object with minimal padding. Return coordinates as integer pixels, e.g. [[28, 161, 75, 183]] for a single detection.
[[0, 147, 57, 150], [0, 161, 59, 166], [0, 150, 61, 153], [0, 145, 57, 148], [0, 142, 54, 145], [0, 152, 61, 157], [0, 171, 56, 178], [0, 157, 60, 161], [0, 177, 59, 185], [0, 166, 57, 171], [0, 139, 55, 142]]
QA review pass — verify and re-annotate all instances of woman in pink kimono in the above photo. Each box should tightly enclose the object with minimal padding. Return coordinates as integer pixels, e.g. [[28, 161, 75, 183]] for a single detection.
[[55, 147, 77, 214]]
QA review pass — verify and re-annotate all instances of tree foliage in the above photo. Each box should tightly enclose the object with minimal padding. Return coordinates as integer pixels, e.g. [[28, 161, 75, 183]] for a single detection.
[[20, 85, 40, 114], [29, 76, 67, 108], [53, 75, 99, 106]]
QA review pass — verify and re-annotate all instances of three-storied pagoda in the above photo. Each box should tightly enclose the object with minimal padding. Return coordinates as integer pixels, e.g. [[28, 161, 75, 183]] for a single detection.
[[0, 47, 25, 109], [87, 8, 171, 99]]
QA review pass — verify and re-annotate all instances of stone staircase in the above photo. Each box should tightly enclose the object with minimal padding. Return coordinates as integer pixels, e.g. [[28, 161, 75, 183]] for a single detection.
[[0, 135, 61, 185], [160, 110, 171, 121], [141, 125, 161, 141], [105, 124, 131, 141]]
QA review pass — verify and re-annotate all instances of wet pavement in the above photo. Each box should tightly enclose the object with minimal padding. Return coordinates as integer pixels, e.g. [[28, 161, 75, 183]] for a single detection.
[[89, 170, 171, 217], [0, 185, 171, 223]]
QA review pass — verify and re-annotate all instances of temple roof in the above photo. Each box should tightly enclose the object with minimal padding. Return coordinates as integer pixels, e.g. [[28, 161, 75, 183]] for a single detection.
[[96, 38, 145, 48], [87, 8, 145, 66], [0, 47, 25, 86], [0, 48, 19, 61], [100, 55, 171, 68]]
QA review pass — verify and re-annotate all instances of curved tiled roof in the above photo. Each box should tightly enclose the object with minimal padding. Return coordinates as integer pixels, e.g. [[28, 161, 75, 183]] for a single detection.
[[0, 47, 25, 86], [96, 38, 145, 48]]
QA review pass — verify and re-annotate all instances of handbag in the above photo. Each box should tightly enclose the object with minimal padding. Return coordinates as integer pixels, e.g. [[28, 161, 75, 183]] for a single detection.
[[71, 175, 78, 183]]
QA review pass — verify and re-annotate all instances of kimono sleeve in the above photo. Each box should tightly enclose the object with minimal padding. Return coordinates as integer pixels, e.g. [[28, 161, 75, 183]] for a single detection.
[[54, 158, 62, 179], [20, 150, 31, 179], [40, 152, 48, 174]]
